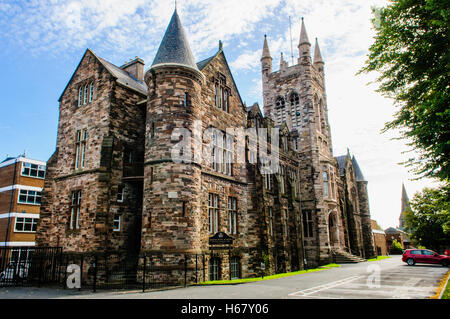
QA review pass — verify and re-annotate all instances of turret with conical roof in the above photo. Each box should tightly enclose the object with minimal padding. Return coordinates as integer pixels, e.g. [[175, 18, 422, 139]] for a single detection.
[[142, 9, 204, 252], [148, 9, 204, 82]]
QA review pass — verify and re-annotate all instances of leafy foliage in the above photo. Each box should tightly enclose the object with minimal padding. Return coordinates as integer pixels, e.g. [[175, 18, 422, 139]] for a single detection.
[[404, 184, 450, 252], [360, 0, 450, 181], [390, 239, 404, 254]]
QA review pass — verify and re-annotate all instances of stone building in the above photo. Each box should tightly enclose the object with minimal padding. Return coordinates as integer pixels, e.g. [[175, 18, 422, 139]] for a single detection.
[[36, 10, 375, 281]]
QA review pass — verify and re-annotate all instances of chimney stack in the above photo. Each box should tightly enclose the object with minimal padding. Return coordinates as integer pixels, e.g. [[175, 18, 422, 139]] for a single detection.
[[121, 57, 145, 82]]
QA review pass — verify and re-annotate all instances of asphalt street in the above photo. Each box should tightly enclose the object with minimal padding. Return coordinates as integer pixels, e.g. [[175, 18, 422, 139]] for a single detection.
[[0, 255, 448, 299]]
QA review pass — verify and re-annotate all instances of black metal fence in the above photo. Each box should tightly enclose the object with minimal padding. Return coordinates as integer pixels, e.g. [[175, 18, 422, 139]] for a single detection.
[[0, 247, 215, 292]]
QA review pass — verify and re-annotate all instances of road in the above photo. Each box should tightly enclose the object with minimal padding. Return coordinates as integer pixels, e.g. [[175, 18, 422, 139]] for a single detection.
[[0, 256, 448, 299]]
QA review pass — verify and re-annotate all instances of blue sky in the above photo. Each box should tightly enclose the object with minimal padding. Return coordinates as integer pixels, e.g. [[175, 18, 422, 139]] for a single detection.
[[0, 0, 439, 229]]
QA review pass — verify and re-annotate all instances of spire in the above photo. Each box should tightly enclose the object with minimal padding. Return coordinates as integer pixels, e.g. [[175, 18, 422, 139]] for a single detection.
[[261, 34, 272, 61], [352, 155, 366, 182], [401, 184, 411, 213], [314, 38, 324, 65], [299, 18, 310, 46], [151, 9, 199, 73]]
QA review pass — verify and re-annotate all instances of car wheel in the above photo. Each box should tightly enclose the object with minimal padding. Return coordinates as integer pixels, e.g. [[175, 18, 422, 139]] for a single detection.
[[441, 260, 449, 267], [407, 258, 415, 266]]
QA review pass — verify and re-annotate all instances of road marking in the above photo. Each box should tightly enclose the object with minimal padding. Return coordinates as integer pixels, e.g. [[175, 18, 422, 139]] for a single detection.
[[288, 276, 365, 297]]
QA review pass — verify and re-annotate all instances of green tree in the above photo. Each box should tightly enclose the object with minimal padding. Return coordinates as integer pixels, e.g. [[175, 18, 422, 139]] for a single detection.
[[360, 0, 450, 181], [390, 239, 404, 254], [404, 184, 450, 252]]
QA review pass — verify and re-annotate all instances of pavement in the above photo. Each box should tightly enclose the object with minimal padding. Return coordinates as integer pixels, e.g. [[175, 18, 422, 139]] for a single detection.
[[0, 256, 448, 299]]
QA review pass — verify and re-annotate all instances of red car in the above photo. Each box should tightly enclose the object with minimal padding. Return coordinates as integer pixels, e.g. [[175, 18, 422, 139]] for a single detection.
[[402, 249, 450, 266]]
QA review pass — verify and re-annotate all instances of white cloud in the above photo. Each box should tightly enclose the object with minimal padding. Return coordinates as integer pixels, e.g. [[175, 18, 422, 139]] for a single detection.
[[0, 0, 437, 229]]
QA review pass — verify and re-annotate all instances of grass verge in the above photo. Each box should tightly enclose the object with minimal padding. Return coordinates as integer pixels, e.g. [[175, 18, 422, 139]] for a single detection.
[[366, 256, 391, 262], [196, 264, 340, 285]]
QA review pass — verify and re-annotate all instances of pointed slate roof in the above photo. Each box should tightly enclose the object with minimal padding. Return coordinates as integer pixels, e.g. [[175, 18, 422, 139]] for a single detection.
[[352, 156, 366, 181], [336, 155, 348, 176], [151, 9, 199, 73], [314, 38, 324, 64], [299, 18, 310, 46]]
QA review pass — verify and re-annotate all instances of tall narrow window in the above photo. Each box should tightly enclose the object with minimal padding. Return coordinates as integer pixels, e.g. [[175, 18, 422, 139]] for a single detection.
[[276, 97, 286, 125], [89, 82, 94, 102], [264, 174, 272, 190], [224, 90, 229, 112], [290, 93, 301, 127], [78, 87, 83, 107], [212, 130, 233, 176], [323, 166, 329, 198], [214, 75, 229, 112], [269, 207, 273, 237], [303, 210, 314, 238], [113, 214, 121, 231], [84, 85, 88, 105], [230, 257, 240, 279], [209, 258, 221, 281], [208, 193, 219, 234], [75, 129, 87, 170], [228, 197, 237, 235], [283, 210, 288, 237], [214, 83, 219, 107], [184, 92, 191, 107], [117, 185, 124, 203], [70, 190, 81, 230]]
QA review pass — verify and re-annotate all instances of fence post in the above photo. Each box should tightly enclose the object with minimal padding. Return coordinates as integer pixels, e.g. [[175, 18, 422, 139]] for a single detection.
[[203, 254, 205, 282], [142, 254, 146, 293], [38, 255, 43, 288], [79, 254, 84, 292], [184, 254, 187, 288], [93, 255, 97, 293]]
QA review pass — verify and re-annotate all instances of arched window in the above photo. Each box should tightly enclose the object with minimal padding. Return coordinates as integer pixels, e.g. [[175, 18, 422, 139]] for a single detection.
[[89, 82, 94, 102], [276, 97, 286, 125], [290, 93, 301, 127]]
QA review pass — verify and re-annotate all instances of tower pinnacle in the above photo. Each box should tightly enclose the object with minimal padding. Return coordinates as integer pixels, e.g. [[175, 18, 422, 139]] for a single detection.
[[261, 34, 272, 61], [314, 38, 324, 65]]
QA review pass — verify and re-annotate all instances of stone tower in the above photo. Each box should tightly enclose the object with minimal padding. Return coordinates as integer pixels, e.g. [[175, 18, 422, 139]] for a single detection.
[[261, 19, 343, 266], [141, 9, 205, 254]]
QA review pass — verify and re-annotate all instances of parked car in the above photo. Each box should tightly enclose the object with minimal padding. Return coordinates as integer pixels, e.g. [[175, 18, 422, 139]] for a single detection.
[[402, 249, 450, 266], [445, 249, 450, 256], [0, 262, 29, 282]]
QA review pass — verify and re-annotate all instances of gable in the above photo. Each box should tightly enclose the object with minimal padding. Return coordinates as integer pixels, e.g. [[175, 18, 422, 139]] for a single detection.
[[200, 50, 246, 113], [58, 49, 111, 102]]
